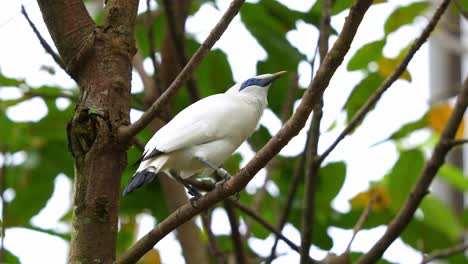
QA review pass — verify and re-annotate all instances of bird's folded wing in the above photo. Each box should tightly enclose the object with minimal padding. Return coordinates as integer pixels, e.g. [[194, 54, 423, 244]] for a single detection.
[[143, 94, 238, 156]]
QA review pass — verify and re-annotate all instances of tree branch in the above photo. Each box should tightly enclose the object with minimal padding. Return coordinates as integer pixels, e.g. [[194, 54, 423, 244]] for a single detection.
[[200, 210, 225, 264], [345, 194, 377, 253], [358, 76, 468, 263], [36, 0, 95, 75], [161, 0, 200, 102], [115, 1, 372, 262], [320, 0, 452, 163], [300, 2, 331, 261], [21, 6, 67, 75], [118, 0, 246, 141], [421, 241, 468, 264], [453, 0, 468, 20], [145, 0, 163, 97], [266, 154, 305, 264], [224, 201, 247, 264], [231, 201, 310, 260]]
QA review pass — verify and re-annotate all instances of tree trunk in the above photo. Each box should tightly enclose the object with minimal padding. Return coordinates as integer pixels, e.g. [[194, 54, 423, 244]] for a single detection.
[[37, 1, 139, 263]]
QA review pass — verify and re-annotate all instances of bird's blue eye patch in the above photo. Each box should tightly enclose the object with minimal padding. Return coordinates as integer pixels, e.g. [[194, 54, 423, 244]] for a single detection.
[[239, 77, 272, 91]]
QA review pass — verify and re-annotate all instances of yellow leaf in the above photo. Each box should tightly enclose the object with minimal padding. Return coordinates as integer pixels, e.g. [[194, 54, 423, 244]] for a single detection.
[[377, 57, 412, 81], [139, 249, 161, 264], [427, 102, 465, 139], [350, 185, 391, 211]]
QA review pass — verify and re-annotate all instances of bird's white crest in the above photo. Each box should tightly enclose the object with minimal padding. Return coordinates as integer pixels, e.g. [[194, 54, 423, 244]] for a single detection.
[[123, 71, 287, 195]]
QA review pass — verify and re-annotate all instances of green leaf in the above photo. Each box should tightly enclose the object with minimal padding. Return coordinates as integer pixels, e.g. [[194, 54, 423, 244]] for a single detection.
[[187, 39, 234, 97], [135, 10, 165, 58], [3, 249, 21, 264], [241, 1, 307, 114], [6, 143, 68, 226], [387, 114, 427, 141], [248, 126, 271, 152], [0, 73, 23, 87], [307, 0, 355, 25], [347, 40, 386, 71], [438, 164, 468, 191], [400, 195, 462, 253], [175, 38, 234, 113], [384, 1, 430, 36], [387, 149, 424, 209], [420, 195, 461, 243], [316, 162, 346, 208], [344, 73, 385, 123]]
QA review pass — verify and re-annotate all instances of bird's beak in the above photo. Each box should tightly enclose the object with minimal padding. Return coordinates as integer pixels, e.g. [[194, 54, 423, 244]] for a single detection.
[[271, 71, 287, 80]]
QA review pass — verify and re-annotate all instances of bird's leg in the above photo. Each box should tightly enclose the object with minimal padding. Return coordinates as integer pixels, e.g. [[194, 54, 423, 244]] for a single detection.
[[195, 156, 239, 201], [171, 172, 202, 208], [195, 156, 231, 180]]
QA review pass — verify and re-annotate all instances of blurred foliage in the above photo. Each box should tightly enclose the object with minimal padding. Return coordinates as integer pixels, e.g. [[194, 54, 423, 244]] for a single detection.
[[2, 0, 467, 263]]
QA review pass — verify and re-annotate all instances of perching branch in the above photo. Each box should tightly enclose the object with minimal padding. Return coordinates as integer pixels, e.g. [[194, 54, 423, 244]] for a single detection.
[[320, 0, 452, 163], [421, 241, 468, 264], [21, 6, 67, 75], [357, 76, 468, 262], [119, 0, 246, 141], [115, 1, 373, 262]]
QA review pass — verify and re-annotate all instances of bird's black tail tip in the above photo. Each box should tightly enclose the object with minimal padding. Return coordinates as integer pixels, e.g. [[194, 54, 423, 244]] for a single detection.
[[122, 169, 157, 196]]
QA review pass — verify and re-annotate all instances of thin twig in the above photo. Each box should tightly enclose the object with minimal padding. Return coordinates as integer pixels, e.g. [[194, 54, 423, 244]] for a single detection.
[[453, 0, 468, 20], [200, 210, 225, 264], [161, 0, 200, 102], [21, 6, 67, 73], [118, 0, 245, 141], [242, 161, 275, 240], [145, 0, 163, 96], [345, 194, 377, 253], [300, 1, 331, 262], [115, 1, 372, 262], [231, 201, 307, 257], [266, 154, 306, 264], [358, 75, 468, 263], [421, 241, 468, 264], [447, 138, 468, 148], [224, 201, 247, 264], [320, 0, 452, 163]]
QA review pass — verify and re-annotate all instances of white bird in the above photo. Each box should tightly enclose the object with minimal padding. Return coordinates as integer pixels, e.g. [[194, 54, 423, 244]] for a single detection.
[[123, 71, 287, 196]]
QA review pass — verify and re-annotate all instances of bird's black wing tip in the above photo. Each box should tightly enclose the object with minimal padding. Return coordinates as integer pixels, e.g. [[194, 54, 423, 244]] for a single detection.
[[122, 169, 158, 196], [132, 148, 164, 167]]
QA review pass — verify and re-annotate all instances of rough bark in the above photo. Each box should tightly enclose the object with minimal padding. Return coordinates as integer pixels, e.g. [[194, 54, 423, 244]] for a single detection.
[[37, 1, 139, 263]]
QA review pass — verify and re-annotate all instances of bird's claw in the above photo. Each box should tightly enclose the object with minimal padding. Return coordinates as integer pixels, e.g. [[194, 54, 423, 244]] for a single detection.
[[215, 177, 229, 188], [189, 196, 200, 209], [188, 185, 202, 197], [228, 192, 240, 201]]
